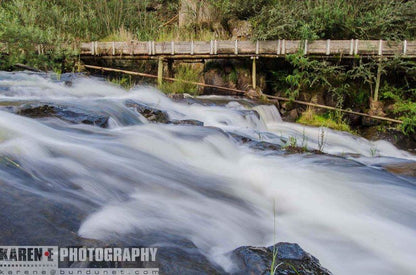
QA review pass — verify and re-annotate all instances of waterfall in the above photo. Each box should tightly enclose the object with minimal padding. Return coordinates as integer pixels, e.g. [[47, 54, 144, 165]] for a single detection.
[[0, 71, 415, 275]]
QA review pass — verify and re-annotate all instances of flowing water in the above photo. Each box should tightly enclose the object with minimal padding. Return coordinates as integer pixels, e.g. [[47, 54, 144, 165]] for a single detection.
[[0, 72, 416, 274]]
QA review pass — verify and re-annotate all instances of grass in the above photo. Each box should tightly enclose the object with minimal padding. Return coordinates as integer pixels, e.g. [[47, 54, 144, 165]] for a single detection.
[[297, 108, 352, 133], [160, 64, 201, 95], [100, 27, 135, 42], [107, 75, 135, 89]]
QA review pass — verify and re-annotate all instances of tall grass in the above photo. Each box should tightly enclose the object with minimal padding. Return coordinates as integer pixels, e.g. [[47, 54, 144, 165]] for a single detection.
[[160, 64, 201, 95]]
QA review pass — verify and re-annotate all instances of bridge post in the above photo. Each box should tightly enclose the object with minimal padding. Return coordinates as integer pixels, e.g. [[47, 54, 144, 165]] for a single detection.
[[158, 57, 164, 87], [251, 57, 257, 89]]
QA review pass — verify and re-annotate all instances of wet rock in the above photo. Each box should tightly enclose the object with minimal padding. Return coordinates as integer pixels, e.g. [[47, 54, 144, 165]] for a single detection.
[[169, 119, 204, 126], [360, 126, 416, 152], [157, 242, 225, 274], [229, 242, 332, 275], [168, 93, 185, 101], [283, 109, 299, 122], [16, 103, 109, 128], [125, 99, 169, 123], [383, 162, 416, 177], [228, 133, 282, 152]]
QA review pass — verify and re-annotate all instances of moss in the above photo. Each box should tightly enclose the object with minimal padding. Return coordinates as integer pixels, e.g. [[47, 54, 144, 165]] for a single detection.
[[297, 109, 352, 133]]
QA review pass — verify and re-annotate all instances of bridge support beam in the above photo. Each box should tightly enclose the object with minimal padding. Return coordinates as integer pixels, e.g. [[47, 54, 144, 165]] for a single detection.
[[251, 57, 257, 89], [158, 57, 164, 87]]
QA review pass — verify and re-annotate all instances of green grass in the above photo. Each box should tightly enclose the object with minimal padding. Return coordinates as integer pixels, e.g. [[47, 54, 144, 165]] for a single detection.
[[297, 109, 352, 132], [160, 64, 201, 95]]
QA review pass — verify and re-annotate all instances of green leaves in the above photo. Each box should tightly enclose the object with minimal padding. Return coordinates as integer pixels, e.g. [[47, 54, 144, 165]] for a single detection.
[[249, 0, 416, 40]]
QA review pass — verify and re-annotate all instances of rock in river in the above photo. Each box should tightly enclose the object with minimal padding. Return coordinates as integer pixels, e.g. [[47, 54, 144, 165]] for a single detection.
[[16, 103, 110, 128], [229, 242, 332, 275], [125, 99, 169, 123]]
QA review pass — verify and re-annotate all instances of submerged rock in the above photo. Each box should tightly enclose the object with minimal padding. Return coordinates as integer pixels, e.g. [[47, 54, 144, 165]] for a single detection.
[[125, 99, 169, 123], [383, 162, 416, 177], [229, 242, 332, 275], [169, 119, 204, 126], [16, 103, 109, 127]]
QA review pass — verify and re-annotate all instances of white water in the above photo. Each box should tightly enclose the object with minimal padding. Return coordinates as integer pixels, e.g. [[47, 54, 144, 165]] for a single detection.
[[1, 72, 416, 274]]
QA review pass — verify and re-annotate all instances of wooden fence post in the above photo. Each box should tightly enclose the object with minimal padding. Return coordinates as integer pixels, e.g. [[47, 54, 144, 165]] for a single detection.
[[326, 39, 331, 55], [277, 39, 281, 55], [374, 60, 383, 102], [378, 39, 383, 56], [304, 40, 308, 55], [158, 57, 164, 87]]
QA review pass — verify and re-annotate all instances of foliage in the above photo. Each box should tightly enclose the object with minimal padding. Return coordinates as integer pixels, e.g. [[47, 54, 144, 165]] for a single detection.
[[283, 53, 344, 100], [249, 0, 416, 40], [0, 0, 178, 70], [382, 84, 416, 134], [297, 108, 352, 133], [160, 64, 201, 95]]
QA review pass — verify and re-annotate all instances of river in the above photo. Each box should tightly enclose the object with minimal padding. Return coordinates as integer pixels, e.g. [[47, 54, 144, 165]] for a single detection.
[[0, 72, 415, 274]]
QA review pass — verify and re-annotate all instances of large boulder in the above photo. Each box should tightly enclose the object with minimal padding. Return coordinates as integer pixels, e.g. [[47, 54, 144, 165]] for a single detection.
[[16, 103, 110, 128], [229, 242, 332, 275], [125, 100, 169, 123]]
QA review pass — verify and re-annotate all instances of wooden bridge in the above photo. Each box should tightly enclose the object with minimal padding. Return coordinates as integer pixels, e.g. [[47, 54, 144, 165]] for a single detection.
[[80, 39, 415, 89], [80, 39, 416, 59]]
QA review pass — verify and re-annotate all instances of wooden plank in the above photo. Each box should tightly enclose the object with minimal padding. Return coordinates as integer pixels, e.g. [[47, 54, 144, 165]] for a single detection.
[[194, 41, 211, 54], [174, 41, 191, 54], [131, 41, 147, 55], [238, 41, 256, 54], [326, 40, 352, 55], [80, 42, 92, 54], [217, 40, 235, 54], [155, 42, 172, 55], [307, 40, 327, 54], [284, 40, 302, 54], [383, 41, 402, 56], [259, 41, 277, 54], [96, 42, 115, 56], [358, 40, 379, 55], [406, 41, 416, 55], [75, 40, 416, 57]]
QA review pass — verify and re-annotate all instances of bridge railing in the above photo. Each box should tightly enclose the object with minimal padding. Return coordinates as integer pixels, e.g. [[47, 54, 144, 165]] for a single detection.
[[80, 40, 415, 57]]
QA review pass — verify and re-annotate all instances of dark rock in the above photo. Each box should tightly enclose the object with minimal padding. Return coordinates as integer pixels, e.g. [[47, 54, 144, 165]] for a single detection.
[[283, 109, 299, 122], [344, 110, 362, 126], [360, 126, 416, 152], [229, 242, 332, 275], [228, 133, 282, 152], [169, 119, 204, 126], [125, 99, 169, 123], [168, 93, 185, 101], [361, 117, 380, 127], [16, 103, 109, 128]]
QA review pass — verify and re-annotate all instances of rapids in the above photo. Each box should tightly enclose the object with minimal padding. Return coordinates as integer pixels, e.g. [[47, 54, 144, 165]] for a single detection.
[[0, 71, 415, 274]]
